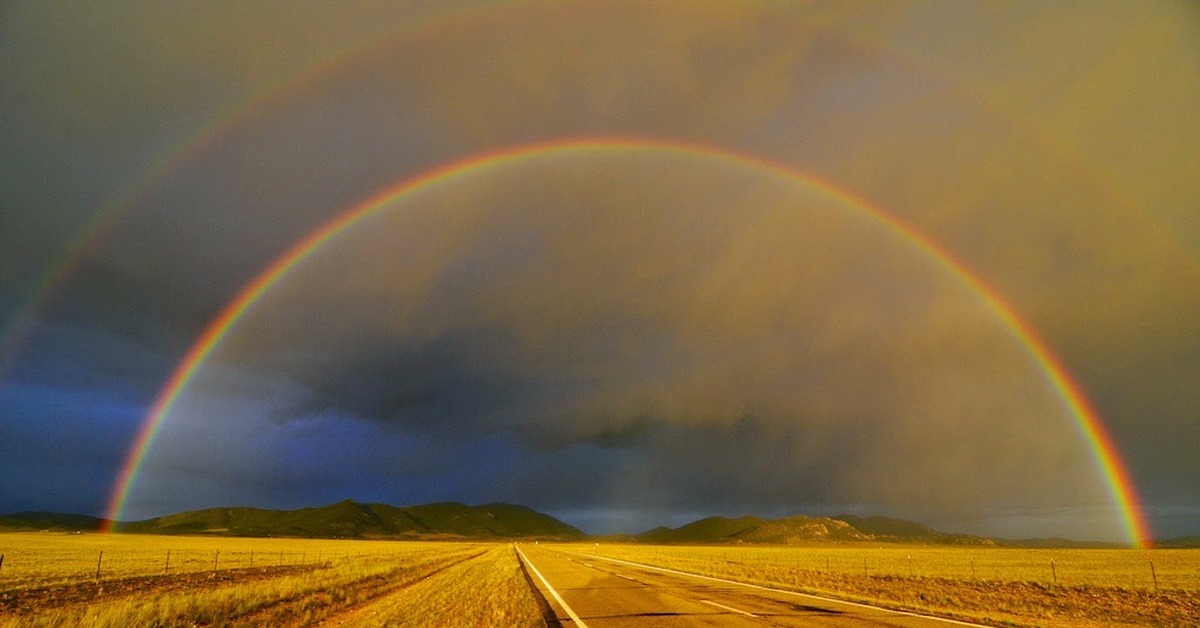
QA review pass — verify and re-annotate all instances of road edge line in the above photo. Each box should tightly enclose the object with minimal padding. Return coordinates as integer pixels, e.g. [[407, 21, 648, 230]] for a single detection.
[[700, 599, 757, 617], [515, 545, 590, 628]]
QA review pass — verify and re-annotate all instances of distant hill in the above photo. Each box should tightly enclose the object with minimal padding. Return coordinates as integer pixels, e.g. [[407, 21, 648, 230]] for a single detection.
[[6, 503, 1190, 548], [633, 513, 1191, 548], [832, 515, 990, 545], [637, 516, 766, 544], [115, 499, 584, 540], [637, 513, 996, 545], [1151, 536, 1200, 549], [0, 511, 108, 532], [993, 537, 1126, 549]]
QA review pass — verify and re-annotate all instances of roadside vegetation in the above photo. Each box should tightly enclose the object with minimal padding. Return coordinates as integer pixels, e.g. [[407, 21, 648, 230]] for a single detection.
[[318, 545, 544, 627], [580, 543, 1200, 626]]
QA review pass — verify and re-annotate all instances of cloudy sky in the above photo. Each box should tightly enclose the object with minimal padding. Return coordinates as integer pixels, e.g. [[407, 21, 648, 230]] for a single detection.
[[2, 1, 1197, 542]]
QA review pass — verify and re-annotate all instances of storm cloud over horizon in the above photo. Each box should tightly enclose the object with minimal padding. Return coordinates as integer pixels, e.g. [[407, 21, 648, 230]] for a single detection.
[[2, 1, 1198, 541]]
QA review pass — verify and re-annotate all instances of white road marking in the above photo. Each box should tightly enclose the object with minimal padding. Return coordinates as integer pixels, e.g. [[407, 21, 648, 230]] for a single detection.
[[515, 546, 590, 628], [615, 574, 639, 582], [701, 599, 757, 617], [573, 551, 991, 627]]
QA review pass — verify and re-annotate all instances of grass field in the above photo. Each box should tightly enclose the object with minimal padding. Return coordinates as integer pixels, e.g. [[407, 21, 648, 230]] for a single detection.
[[3, 532, 1198, 626], [580, 543, 1200, 626], [0, 533, 542, 627]]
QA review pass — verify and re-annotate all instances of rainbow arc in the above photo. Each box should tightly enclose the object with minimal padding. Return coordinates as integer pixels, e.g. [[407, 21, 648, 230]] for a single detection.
[[103, 137, 1151, 547]]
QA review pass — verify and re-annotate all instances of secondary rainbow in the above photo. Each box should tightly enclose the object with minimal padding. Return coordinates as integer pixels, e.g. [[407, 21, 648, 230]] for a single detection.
[[103, 137, 1152, 546], [0, 2, 500, 379], [14, 0, 1178, 385]]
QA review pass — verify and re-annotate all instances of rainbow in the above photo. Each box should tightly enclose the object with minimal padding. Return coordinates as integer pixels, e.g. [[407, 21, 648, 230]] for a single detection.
[[102, 136, 1151, 547]]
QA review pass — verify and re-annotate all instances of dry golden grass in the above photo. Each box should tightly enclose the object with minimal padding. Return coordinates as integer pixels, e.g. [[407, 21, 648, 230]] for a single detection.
[[6, 532, 1196, 626], [577, 543, 1200, 627], [0, 532, 537, 627], [0, 532, 403, 588], [321, 545, 545, 627]]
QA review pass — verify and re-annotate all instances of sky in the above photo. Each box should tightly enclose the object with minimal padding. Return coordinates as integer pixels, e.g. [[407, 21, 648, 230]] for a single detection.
[[1, 1, 1198, 542]]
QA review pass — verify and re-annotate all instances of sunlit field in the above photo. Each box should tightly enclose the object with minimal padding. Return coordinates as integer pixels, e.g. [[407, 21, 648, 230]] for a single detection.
[[0, 533, 541, 627], [578, 543, 1200, 627], [4, 532, 1198, 626]]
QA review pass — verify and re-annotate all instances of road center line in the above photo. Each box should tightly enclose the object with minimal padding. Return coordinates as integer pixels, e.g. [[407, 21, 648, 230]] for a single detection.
[[515, 545, 590, 628], [701, 599, 757, 617]]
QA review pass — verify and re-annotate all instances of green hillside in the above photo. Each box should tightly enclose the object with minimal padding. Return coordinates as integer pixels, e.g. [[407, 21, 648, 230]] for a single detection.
[[637, 515, 766, 543], [0, 511, 107, 531], [116, 499, 584, 539]]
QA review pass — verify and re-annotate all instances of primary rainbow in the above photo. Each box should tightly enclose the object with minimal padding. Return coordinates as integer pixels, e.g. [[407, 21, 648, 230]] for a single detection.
[[103, 137, 1152, 546]]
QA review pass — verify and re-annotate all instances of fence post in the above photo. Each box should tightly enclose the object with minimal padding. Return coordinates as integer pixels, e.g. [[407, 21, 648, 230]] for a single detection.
[[1050, 559, 1056, 585], [1150, 560, 1158, 592], [95, 551, 103, 581], [165, 550, 170, 574], [0, 554, 4, 573], [908, 555, 913, 578], [250, 550, 254, 567], [970, 558, 975, 580], [863, 557, 868, 577], [213, 550, 219, 571]]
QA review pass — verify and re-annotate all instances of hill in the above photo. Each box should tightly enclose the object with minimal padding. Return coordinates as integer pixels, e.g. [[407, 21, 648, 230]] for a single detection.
[[637, 513, 996, 545], [1147, 536, 1200, 549], [637, 516, 766, 544], [832, 515, 990, 545], [113, 499, 584, 540], [0, 511, 109, 532]]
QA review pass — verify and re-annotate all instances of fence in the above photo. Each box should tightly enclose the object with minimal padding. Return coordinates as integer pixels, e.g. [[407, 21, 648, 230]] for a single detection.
[[586, 544, 1200, 592], [0, 534, 443, 591]]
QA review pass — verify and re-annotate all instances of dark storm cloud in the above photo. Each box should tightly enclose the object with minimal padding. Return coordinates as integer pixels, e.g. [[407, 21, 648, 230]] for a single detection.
[[1, 1, 1196, 541]]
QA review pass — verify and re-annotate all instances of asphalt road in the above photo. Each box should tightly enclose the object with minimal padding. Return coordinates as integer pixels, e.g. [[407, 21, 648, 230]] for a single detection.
[[516, 546, 990, 628]]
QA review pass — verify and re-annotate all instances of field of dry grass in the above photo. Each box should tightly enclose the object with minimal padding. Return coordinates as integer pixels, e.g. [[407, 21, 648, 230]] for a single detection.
[[579, 543, 1200, 626], [316, 545, 544, 627], [0, 533, 541, 627], [4, 532, 1198, 626]]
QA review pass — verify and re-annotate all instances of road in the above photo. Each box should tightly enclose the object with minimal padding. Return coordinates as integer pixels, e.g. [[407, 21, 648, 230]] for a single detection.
[[516, 545, 989, 627]]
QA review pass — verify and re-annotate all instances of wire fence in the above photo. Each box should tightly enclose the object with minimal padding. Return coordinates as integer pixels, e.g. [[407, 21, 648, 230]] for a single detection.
[[0, 535, 456, 590], [588, 544, 1200, 592]]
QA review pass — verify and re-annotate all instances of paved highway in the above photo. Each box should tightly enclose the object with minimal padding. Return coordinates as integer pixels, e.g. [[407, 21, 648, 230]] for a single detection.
[[516, 545, 989, 627]]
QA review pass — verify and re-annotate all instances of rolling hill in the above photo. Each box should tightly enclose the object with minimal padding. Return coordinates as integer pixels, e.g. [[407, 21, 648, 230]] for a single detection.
[[4, 504, 1183, 547], [0, 511, 108, 532], [636, 513, 996, 545], [1, 500, 584, 540], [118, 500, 585, 539]]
